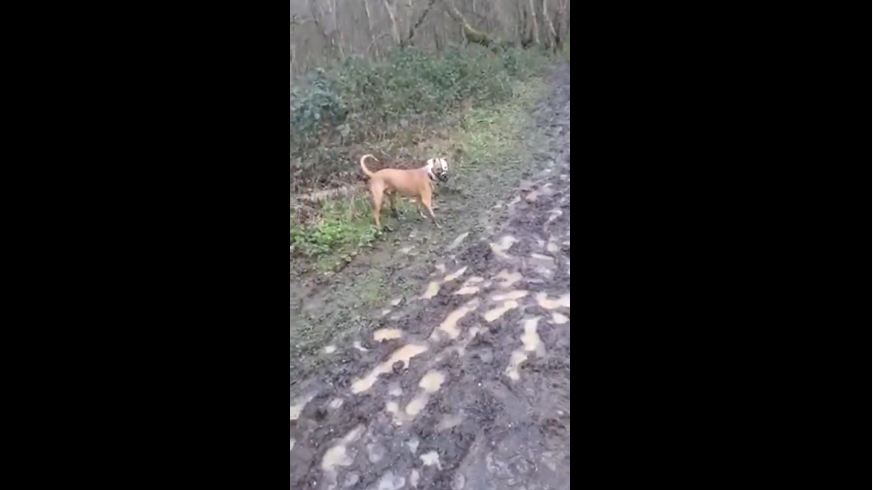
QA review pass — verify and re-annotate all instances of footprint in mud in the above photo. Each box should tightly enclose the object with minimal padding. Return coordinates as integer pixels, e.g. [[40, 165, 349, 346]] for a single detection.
[[430, 298, 480, 341], [535, 292, 570, 310], [320, 424, 366, 487], [482, 300, 520, 323], [490, 289, 529, 302], [290, 392, 316, 421], [551, 312, 569, 325], [505, 317, 545, 381], [454, 276, 484, 296], [351, 343, 429, 394], [386, 369, 447, 425], [373, 328, 403, 342], [489, 235, 518, 260], [493, 269, 523, 289], [421, 265, 468, 299]]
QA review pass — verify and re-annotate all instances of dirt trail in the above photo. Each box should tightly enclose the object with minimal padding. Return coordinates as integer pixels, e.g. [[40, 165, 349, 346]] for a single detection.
[[291, 63, 570, 489]]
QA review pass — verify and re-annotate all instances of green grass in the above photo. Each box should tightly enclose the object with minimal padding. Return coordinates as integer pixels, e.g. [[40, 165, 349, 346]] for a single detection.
[[291, 194, 421, 273], [456, 79, 548, 169]]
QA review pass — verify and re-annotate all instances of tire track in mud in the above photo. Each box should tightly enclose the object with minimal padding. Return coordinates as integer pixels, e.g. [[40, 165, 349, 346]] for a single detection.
[[291, 63, 570, 490]]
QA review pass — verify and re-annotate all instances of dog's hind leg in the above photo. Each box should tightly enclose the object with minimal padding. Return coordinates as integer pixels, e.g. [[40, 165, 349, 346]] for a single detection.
[[371, 191, 384, 229], [388, 192, 399, 218]]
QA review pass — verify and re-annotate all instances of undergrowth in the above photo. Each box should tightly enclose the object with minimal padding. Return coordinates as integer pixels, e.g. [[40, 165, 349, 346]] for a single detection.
[[290, 45, 550, 191], [290, 72, 550, 275]]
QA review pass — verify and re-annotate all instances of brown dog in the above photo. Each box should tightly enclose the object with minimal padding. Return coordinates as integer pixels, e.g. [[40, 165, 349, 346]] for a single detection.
[[359, 154, 448, 229]]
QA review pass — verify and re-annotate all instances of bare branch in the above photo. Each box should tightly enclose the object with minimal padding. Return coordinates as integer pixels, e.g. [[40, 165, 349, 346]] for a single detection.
[[402, 0, 439, 47], [382, 0, 402, 45], [542, 0, 557, 50]]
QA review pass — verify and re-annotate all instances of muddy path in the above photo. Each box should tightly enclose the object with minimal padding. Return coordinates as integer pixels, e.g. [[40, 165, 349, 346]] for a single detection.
[[291, 62, 570, 489]]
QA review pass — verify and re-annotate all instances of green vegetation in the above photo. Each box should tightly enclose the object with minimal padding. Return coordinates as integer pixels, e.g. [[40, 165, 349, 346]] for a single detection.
[[291, 45, 549, 189], [290, 45, 557, 274]]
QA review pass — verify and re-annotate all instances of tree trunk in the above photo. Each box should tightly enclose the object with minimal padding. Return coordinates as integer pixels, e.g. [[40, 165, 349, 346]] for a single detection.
[[309, 0, 344, 60], [382, 0, 402, 45], [433, 22, 443, 51], [363, 0, 378, 56], [541, 0, 558, 51], [403, 0, 438, 47], [527, 0, 540, 45], [551, 0, 567, 51]]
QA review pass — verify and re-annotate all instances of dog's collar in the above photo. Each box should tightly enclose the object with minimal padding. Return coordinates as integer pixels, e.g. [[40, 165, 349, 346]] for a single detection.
[[427, 169, 438, 182]]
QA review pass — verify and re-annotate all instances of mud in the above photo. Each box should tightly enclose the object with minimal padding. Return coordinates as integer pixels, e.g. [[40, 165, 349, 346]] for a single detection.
[[291, 63, 570, 489]]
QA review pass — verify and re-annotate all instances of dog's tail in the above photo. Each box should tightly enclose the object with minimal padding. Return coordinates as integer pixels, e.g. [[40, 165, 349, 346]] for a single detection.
[[359, 154, 378, 178]]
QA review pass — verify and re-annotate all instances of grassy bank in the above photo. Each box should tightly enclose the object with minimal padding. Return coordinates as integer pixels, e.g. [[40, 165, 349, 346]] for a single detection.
[[291, 46, 550, 192], [290, 71, 550, 275]]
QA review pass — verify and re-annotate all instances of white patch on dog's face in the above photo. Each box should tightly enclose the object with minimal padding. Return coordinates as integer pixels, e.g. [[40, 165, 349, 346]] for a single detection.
[[426, 157, 449, 182]]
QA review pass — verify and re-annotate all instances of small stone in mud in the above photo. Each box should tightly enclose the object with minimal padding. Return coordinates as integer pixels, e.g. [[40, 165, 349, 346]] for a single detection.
[[420, 450, 442, 469], [370, 471, 405, 490], [367, 442, 386, 463], [436, 413, 464, 432], [392, 361, 405, 373], [551, 312, 569, 325], [343, 472, 359, 487], [475, 348, 493, 363]]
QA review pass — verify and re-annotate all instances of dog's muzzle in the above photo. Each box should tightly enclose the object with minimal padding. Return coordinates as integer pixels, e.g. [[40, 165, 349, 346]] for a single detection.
[[437, 172, 449, 182]]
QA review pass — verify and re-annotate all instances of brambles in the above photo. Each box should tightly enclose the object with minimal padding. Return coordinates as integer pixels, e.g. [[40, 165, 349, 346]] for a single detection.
[[290, 46, 549, 191]]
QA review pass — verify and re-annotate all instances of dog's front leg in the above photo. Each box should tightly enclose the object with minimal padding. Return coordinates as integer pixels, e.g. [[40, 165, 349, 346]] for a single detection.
[[421, 196, 441, 229], [411, 198, 427, 220]]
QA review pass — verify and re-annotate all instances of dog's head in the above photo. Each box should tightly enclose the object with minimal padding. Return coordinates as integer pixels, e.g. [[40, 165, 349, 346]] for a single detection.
[[427, 157, 449, 182]]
